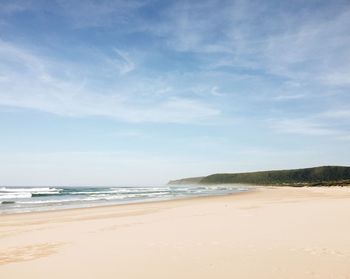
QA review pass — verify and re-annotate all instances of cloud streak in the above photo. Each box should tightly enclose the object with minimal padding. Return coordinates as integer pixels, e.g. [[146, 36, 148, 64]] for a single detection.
[[0, 1, 349, 151], [270, 119, 336, 136], [0, 39, 220, 124], [140, 0, 350, 91]]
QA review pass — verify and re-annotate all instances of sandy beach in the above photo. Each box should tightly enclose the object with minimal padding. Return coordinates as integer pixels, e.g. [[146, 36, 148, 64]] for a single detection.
[[1, 186, 350, 278]]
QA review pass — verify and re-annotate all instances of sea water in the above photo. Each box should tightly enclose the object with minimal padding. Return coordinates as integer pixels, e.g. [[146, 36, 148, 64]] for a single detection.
[[0, 185, 247, 214]]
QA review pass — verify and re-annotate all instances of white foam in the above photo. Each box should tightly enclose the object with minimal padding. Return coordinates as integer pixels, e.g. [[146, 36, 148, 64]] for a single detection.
[[0, 187, 57, 192], [0, 186, 246, 214], [0, 193, 32, 199]]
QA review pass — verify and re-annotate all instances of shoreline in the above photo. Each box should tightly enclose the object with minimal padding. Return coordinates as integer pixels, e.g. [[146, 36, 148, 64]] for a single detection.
[[1, 186, 350, 278], [0, 185, 251, 216], [0, 186, 255, 219]]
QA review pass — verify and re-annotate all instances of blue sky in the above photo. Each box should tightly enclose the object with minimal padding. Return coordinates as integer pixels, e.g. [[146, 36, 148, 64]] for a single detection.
[[0, 0, 350, 186]]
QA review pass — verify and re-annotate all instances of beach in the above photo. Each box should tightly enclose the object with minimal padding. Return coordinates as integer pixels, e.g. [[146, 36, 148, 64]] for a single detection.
[[1, 186, 350, 278]]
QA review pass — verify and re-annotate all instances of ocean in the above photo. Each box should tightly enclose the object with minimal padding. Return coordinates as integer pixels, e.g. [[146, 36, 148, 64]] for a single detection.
[[0, 185, 247, 214]]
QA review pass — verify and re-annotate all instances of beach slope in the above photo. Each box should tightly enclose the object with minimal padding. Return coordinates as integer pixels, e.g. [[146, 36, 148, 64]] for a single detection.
[[1, 187, 350, 278]]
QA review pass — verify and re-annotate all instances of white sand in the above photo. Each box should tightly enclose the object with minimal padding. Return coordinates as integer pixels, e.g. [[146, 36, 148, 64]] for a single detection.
[[1, 186, 350, 278]]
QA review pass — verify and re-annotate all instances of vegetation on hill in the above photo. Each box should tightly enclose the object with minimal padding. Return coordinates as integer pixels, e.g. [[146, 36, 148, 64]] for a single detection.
[[168, 176, 204, 185], [168, 166, 350, 186]]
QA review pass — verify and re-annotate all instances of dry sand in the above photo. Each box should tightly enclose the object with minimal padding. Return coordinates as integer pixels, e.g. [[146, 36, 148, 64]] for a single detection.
[[1, 186, 350, 278]]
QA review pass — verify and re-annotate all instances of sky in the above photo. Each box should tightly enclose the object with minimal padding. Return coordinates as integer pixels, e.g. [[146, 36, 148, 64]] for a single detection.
[[0, 0, 350, 186]]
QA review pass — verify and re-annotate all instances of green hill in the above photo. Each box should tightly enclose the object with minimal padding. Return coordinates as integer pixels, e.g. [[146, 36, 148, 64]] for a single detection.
[[168, 176, 204, 185], [168, 166, 350, 186]]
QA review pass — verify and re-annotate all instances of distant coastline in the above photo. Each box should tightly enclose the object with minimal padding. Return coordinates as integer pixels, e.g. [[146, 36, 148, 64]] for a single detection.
[[168, 166, 350, 186]]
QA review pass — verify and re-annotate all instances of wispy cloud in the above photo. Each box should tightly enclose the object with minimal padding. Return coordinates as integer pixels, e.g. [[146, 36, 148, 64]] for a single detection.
[[112, 48, 135, 75], [270, 118, 336, 136], [141, 0, 350, 92], [210, 86, 225, 97], [322, 109, 350, 119], [269, 110, 350, 141], [0, 0, 32, 15], [55, 0, 147, 28], [272, 94, 305, 101], [318, 71, 350, 86], [0, 39, 220, 124], [1, 1, 349, 124], [1, 0, 350, 185]]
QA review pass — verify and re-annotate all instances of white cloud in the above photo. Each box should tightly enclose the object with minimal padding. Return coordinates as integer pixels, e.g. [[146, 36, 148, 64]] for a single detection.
[[142, 1, 350, 91], [112, 48, 135, 75], [319, 72, 350, 86], [55, 0, 147, 28], [0, 39, 220, 124], [337, 134, 350, 141], [269, 109, 350, 138], [210, 86, 225, 97], [270, 119, 336, 136], [0, 1, 32, 14], [322, 109, 350, 119], [272, 94, 305, 101]]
